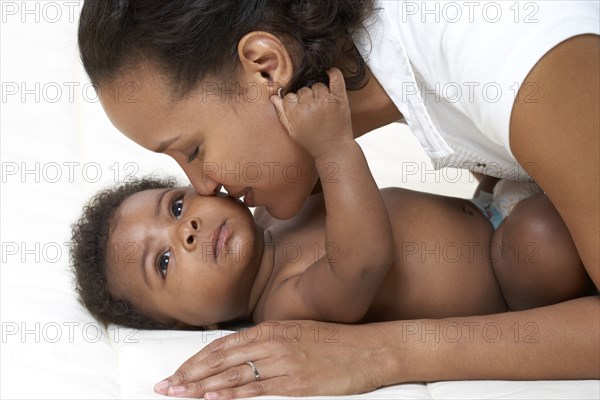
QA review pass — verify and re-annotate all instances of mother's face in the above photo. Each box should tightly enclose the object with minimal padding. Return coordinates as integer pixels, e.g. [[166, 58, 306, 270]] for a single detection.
[[99, 63, 317, 220]]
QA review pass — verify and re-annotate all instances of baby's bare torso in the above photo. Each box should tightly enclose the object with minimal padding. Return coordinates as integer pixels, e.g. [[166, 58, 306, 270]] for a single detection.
[[255, 188, 507, 323]]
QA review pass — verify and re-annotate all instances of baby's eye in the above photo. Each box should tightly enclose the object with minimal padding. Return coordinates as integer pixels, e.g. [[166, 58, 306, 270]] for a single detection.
[[158, 250, 170, 276], [171, 196, 184, 219]]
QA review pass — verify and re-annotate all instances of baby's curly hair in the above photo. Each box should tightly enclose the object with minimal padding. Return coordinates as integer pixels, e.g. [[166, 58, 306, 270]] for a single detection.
[[70, 177, 177, 330]]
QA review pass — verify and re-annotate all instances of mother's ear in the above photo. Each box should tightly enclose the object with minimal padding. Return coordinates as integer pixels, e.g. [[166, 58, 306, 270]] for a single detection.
[[237, 31, 294, 93]]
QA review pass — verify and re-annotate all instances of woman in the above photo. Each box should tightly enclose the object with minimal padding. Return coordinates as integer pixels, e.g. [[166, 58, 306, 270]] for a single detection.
[[78, 1, 599, 398]]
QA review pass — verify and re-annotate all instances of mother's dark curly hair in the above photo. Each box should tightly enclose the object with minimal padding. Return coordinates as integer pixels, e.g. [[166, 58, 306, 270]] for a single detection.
[[70, 177, 177, 330], [78, 0, 375, 98]]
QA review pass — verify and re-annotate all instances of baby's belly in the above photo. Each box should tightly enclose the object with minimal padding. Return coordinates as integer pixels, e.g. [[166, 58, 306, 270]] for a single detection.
[[365, 188, 507, 322]]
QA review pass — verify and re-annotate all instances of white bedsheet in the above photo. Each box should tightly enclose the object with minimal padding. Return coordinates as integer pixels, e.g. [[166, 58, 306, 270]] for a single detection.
[[1, 3, 598, 399]]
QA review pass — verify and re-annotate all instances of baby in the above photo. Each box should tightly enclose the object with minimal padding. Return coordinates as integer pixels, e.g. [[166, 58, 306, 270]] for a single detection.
[[70, 70, 593, 330]]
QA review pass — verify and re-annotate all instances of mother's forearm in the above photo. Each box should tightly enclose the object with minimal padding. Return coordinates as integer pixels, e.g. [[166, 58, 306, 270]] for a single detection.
[[373, 296, 599, 385]]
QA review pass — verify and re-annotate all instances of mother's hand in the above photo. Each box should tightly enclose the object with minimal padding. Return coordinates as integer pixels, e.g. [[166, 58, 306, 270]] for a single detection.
[[154, 320, 391, 399]]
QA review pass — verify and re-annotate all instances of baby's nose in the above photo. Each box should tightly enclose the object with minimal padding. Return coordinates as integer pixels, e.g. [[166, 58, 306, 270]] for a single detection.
[[179, 218, 200, 249]]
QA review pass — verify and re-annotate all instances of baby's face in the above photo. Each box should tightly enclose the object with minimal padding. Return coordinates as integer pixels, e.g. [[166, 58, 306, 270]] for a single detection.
[[107, 187, 263, 327]]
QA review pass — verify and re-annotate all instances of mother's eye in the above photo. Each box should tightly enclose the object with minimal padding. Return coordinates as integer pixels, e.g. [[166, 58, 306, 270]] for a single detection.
[[171, 196, 184, 219], [187, 146, 200, 163]]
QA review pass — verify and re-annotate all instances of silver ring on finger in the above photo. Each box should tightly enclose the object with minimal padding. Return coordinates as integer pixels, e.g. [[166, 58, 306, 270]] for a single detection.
[[245, 361, 260, 381]]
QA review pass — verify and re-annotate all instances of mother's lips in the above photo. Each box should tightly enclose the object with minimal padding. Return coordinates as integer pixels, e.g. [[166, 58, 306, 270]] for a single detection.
[[243, 189, 255, 207]]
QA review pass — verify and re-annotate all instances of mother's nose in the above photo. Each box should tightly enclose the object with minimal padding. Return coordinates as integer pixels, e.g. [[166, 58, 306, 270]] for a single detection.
[[192, 176, 222, 196], [178, 218, 201, 251]]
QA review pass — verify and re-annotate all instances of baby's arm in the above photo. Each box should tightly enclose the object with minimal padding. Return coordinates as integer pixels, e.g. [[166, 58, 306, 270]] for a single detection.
[[267, 68, 394, 322]]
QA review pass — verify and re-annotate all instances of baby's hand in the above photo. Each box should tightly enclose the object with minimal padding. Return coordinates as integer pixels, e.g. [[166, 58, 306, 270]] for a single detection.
[[271, 68, 354, 160]]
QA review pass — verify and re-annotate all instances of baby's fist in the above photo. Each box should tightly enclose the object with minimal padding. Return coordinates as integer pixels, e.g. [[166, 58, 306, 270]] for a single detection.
[[271, 68, 354, 160]]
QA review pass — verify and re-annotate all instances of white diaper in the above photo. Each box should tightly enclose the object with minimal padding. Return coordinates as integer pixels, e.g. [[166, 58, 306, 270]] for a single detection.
[[471, 179, 542, 229], [492, 179, 542, 219]]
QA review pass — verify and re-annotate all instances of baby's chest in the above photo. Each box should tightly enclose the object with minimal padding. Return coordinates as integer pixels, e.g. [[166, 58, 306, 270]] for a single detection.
[[268, 212, 328, 283]]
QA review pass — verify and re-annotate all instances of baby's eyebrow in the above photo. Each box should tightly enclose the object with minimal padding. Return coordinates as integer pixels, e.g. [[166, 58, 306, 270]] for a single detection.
[[155, 188, 175, 217], [139, 239, 150, 288]]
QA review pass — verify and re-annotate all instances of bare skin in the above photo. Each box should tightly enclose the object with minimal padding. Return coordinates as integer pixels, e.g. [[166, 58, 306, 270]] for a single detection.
[[109, 185, 508, 326], [492, 193, 597, 311], [108, 70, 506, 328], [96, 27, 599, 397], [254, 187, 507, 323], [509, 35, 599, 284], [153, 36, 599, 399], [162, 298, 599, 398]]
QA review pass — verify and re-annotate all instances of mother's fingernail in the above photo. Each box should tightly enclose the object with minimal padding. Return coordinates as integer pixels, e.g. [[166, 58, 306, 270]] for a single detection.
[[169, 386, 186, 396], [154, 379, 169, 392], [204, 392, 218, 400]]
